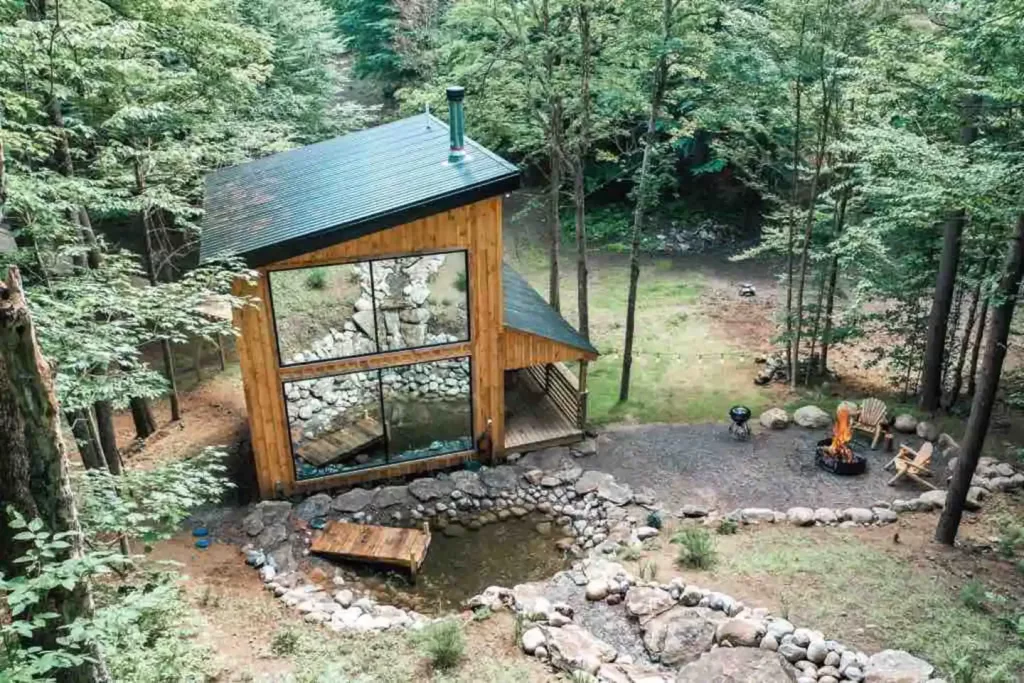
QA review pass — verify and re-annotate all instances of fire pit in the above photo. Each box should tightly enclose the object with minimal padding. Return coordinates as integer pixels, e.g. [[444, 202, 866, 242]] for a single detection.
[[814, 406, 867, 475]]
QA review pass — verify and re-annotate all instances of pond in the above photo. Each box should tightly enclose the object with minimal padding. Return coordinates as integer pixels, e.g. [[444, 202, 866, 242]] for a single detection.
[[341, 516, 570, 614]]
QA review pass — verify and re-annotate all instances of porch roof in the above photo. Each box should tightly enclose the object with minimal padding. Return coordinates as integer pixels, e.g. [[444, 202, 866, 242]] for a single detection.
[[502, 264, 599, 357]]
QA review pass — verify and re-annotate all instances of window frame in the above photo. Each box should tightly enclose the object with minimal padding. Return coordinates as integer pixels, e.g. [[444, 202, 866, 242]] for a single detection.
[[266, 248, 472, 370]]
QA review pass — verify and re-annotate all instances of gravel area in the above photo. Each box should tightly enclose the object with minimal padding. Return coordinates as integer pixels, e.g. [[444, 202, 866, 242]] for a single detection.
[[591, 423, 949, 511]]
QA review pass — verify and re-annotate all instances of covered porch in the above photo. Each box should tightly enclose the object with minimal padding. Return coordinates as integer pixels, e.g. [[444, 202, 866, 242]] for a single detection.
[[505, 362, 587, 451], [500, 265, 598, 454]]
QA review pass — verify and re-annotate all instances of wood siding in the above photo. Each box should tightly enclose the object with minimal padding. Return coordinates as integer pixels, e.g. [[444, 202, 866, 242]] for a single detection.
[[501, 328, 598, 370], [234, 198, 505, 498]]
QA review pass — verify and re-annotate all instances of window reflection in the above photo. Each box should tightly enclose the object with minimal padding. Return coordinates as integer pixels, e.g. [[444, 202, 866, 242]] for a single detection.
[[383, 357, 473, 464], [371, 253, 469, 353], [269, 263, 378, 366], [285, 369, 386, 480]]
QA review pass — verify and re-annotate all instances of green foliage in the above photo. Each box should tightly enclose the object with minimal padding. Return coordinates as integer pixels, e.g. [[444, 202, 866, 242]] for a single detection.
[[996, 518, 1024, 560], [638, 559, 658, 581], [960, 579, 989, 612], [571, 671, 599, 683], [673, 528, 717, 569], [717, 518, 739, 535], [617, 545, 642, 562], [454, 268, 468, 294], [330, 0, 408, 89], [304, 267, 329, 291], [646, 510, 663, 530], [75, 447, 233, 547], [471, 605, 493, 622], [271, 627, 302, 656], [417, 619, 465, 671]]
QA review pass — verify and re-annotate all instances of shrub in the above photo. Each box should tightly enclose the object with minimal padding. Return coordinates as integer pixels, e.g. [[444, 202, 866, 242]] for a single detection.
[[617, 545, 642, 562], [418, 620, 465, 671], [673, 528, 717, 569], [304, 267, 328, 290], [646, 510, 663, 530], [639, 559, 658, 581], [717, 518, 738, 535], [571, 671, 599, 683], [271, 628, 301, 656], [454, 268, 468, 293]]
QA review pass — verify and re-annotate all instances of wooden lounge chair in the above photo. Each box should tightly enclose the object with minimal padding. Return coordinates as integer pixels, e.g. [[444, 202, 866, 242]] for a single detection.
[[886, 442, 936, 490], [852, 397, 888, 450]]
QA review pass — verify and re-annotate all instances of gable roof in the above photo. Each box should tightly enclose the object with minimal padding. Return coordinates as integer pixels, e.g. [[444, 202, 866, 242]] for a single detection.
[[200, 113, 520, 267], [503, 264, 598, 357]]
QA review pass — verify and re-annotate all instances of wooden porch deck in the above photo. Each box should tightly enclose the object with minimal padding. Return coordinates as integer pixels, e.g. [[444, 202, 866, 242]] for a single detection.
[[310, 520, 431, 577], [504, 365, 583, 451]]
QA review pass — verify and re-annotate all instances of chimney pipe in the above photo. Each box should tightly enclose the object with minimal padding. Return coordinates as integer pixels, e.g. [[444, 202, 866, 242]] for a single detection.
[[447, 86, 466, 164]]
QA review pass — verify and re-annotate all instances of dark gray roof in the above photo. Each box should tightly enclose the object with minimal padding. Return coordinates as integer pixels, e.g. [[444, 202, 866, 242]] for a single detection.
[[200, 114, 520, 267], [503, 264, 598, 356]]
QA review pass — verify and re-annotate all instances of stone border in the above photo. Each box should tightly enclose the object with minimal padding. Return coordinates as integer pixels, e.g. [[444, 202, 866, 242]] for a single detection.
[[468, 554, 945, 683], [232, 436, 1019, 673]]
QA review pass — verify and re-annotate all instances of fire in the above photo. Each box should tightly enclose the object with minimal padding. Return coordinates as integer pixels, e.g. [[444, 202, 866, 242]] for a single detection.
[[829, 405, 854, 462]]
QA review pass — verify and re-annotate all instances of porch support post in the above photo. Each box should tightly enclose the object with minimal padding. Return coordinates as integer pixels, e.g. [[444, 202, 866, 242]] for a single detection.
[[578, 360, 589, 429]]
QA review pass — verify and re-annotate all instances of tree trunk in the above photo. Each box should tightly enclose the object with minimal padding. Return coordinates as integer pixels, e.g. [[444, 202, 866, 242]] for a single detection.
[[785, 12, 807, 382], [574, 0, 591, 340], [130, 395, 157, 438], [919, 100, 978, 412], [0, 266, 112, 683], [819, 186, 848, 375], [620, 0, 671, 403], [548, 99, 563, 313], [967, 296, 988, 397], [791, 85, 831, 388], [936, 214, 1024, 545], [65, 409, 105, 470], [804, 269, 826, 384], [93, 400, 122, 475], [941, 285, 964, 390], [944, 280, 980, 410], [135, 155, 181, 421]]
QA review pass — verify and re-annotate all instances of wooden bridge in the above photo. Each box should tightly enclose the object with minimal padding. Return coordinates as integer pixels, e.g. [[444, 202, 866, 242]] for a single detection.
[[310, 520, 431, 579]]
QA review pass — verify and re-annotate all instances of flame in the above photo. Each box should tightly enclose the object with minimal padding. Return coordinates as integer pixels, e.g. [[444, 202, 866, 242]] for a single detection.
[[829, 405, 854, 461]]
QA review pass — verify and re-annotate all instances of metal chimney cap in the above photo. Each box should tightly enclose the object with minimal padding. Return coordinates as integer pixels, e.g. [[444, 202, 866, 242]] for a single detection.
[[446, 86, 465, 102]]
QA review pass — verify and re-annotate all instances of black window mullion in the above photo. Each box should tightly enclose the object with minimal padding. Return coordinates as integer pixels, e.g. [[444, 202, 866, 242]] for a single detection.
[[368, 259, 382, 353], [376, 368, 390, 464]]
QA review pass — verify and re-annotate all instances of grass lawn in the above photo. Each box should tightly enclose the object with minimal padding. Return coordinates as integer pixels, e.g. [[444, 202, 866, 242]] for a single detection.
[[507, 245, 779, 425], [629, 508, 1024, 683]]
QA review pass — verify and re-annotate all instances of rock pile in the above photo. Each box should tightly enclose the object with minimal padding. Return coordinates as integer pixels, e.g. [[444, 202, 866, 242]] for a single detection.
[[468, 555, 942, 683]]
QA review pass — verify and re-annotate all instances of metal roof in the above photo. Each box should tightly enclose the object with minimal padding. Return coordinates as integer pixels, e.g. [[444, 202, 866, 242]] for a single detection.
[[200, 113, 520, 267], [503, 264, 599, 357]]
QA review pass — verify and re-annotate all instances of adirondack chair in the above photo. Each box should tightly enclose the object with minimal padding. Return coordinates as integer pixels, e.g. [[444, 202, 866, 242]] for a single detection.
[[886, 442, 937, 490], [852, 397, 888, 450]]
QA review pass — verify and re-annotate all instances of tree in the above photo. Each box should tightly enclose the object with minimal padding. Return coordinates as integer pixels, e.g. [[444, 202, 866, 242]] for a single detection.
[[936, 214, 1024, 545], [0, 266, 111, 683]]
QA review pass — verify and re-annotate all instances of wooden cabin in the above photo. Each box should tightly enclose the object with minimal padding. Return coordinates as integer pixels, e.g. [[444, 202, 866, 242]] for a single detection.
[[200, 88, 598, 498]]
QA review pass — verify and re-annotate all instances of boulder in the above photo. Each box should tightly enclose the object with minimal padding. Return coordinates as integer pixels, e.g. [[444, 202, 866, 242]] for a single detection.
[[294, 493, 329, 520], [331, 488, 374, 513], [675, 647, 798, 682], [863, 649, 934, 683], [793, 405, 831, 429], [841, 507, 874, 524], [636, 526, 660, 541], [778, 642, 807, 663], [916, 421, 939, 442], [575, 470, 612, 495], [256, 522, 288, 550], [679, 504, 709, 518], [765, 618, 795, 641], [873, 507, 899, 524], [917, 490, 947, 510], [625, 587, 676, 621], [597, 478, 633, 506], [715, 618, 765, 647], [408, 477, 454, 502], [760, 408, 791, 429], [586, 579, 611, 601], [242, 511, 264, 537], [540, 624, 617, 675], [893, 414, 918, 433], [597, 663, 674, 683], [813, 508, 838, 524], [572, 438, 598, 457], [480, 465, 519, 491], [521, 627, 546, 655], [936, 433, 960, 457], [642, 606, 719, 667], [786, 507, 815, 526], [806, 639, 829, 664], [373, 485, 411, 508], [741, 508, 777, 523], [450, 470, 487, 497]]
